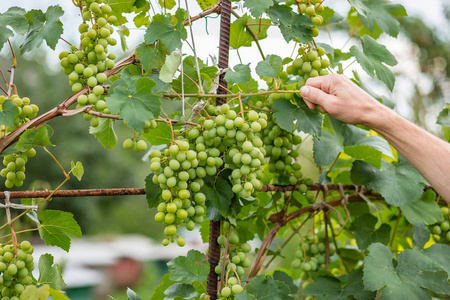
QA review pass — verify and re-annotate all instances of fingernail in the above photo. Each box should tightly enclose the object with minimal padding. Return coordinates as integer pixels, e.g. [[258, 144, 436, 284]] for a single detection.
[[300, 86, 309, 97]]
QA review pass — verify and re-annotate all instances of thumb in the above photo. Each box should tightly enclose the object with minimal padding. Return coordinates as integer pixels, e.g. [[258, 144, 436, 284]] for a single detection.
[[300, 85, 333, 108]]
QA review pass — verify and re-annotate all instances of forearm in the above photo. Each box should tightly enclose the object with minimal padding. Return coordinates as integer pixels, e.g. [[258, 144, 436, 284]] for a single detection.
[[368, 107, 450, 202]]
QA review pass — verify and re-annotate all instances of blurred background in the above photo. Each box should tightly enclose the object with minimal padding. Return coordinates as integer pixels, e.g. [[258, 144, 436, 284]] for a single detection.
[[1, 0, 450, 299]]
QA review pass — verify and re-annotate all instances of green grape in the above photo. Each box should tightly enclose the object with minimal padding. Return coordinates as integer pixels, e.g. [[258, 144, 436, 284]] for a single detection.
[[221, 287, 231, 298], [135, 140, 147, 152], [123, 138, 134, 150]]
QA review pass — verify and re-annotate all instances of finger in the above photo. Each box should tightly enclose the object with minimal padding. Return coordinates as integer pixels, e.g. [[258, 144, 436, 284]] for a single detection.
[[300, 85, 335, 108], [317, 105, 327, 114], [305, 74, 347, 94], [303, 99, 317, 111]]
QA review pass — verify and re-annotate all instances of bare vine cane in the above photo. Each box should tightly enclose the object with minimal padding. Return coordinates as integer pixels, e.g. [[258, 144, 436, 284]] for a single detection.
[[207, 0, 231, 298], [338, 183, 352, 223]]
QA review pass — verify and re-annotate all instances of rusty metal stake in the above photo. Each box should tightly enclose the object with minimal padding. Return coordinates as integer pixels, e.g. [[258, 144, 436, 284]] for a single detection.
[[207, 0, 231, 298]]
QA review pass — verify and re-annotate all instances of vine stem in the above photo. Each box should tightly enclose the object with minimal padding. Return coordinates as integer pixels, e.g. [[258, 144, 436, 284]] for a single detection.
[[163, 89, 304, 99], [0, 227, 41, 241], [324, 211, 330, 270], [6, 40, 17, 98], [182, 0, 222, 26], [218, 225, 232, 292], [0, 184, 435, 200], [389, 209, 401, 249]]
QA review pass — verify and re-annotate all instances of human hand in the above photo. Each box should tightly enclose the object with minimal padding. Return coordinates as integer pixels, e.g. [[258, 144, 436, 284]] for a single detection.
[[299, 74, 385, 127]]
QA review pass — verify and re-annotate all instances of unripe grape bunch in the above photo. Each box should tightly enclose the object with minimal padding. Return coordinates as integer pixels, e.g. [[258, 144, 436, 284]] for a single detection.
[[149, 103, 269, 246], [0, 241, 35, 299], [59, 0, 117, 128], [286, 0, 326, 37], [214, 224, 252, 299], [291, 231, 335, 281], [0, 94, 39, 188], [430, 206, 450, 243], [0, 148, 36, 189]]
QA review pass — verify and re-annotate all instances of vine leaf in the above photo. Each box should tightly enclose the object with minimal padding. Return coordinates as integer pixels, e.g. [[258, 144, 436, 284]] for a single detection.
[[305, 269, 375, 300], [230, 15, 253, 49], [159, 51, 181, 83], [158, 0, 176, 10], [313, 130, 343, 166], [142, 123, 172, 146], [279, 14, 313, 44], [329, 117, 393, 159], [272, 98, 323, 138], [273, 270, 298, 296], [437, 107, 450, 126], [144, 9, 187, 52], [348, 0, 407, 38], [167, 250, 209, 284], [224, 64, 252, 85], [0, 100, 19, 128], [256, 54, 282, 78], [363, 242, 450, 299], [22, 286, 69, 300], [37, 254, 66, 290], [244, 0, 273, 18], [201, 175, 234, 217], [235, 292, 254, 300], [106, 76, 161, 133], [150, 274, 176, 300], [350, 214, 390, 250], [350, 35, 398, 91], [106, 0, 136, 25], [350, 157, 424, 207], [144, 172, 161, 209], [0, 6, 28, 51], [89, 118, 117, 150], [401, 189, 444, 226], [413, 223, 430, 250], [268, 3, 293, 25], [38, 210, 82, 252], [245, 275, 290, 300], [70, 161, 84, 181], [230, 15, 271, 49], [164, 283, 197, 300], [344, 145, 382, 168], [21, 285, 50, 300], [20, 6, 64, 54], [16, 124, 54, 152]]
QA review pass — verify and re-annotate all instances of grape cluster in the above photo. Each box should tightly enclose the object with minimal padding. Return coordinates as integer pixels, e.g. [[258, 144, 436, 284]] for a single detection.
[[150, 103, 268, 245], [291, 232, 335, 280], [59, 0, 117, 127], [0, 241, 35, 300], [215, 106, 267, 198], [285, 0, 325, 36], [214, 226, 252, 299], [1, 148, 36, 189], [0, 95, 39, 130], [431, 207, 450, 243], [150, 137, 208, 247], [286, 47, 330, 88], [196, 0, 218, 11]]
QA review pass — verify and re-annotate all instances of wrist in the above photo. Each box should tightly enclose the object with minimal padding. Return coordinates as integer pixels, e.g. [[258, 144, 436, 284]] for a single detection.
[[363, 102, 398, 134]]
